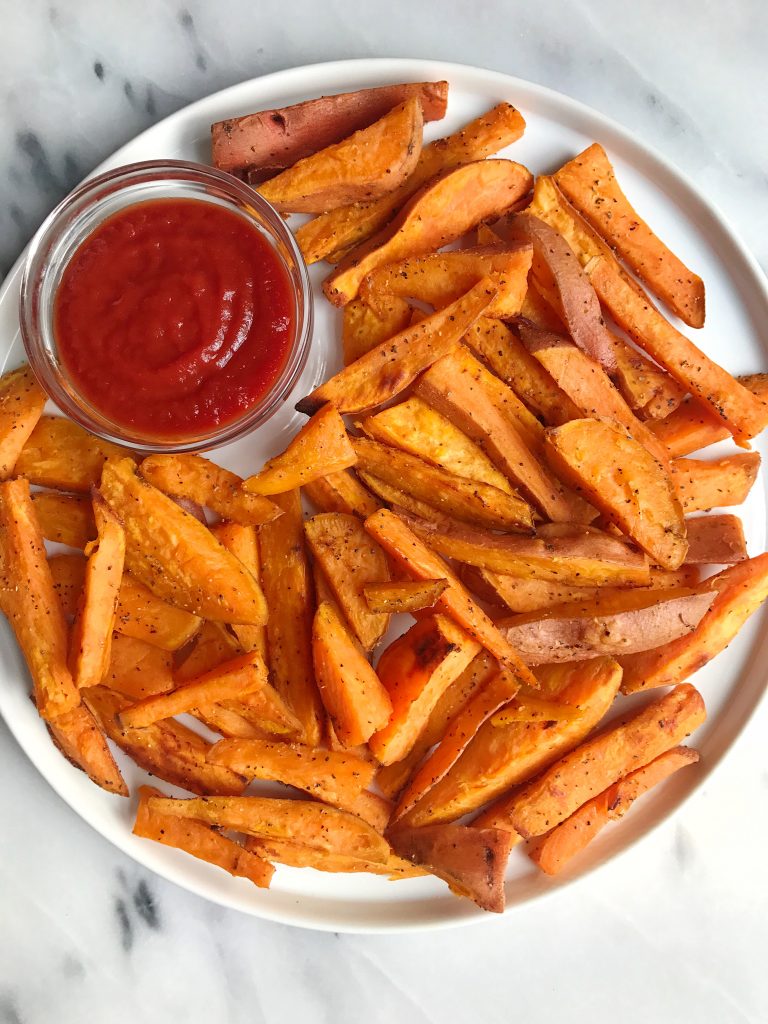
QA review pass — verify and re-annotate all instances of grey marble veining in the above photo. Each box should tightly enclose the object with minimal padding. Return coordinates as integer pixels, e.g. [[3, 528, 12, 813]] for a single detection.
[[1, 2, 767, 1022]]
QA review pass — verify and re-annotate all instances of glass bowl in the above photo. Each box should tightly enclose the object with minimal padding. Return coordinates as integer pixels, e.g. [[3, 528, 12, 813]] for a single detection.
[[19, 159, 313, 453]]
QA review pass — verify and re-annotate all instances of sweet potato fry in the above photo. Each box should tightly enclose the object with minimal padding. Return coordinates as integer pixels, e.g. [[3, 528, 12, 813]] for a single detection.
[[304, 512, 390, 650], [530, 746, 700, 875], [296, 102, 526, 265], [49, 553, 86, 619], [47, 701, 127, 795], [105, 633, 174, 700], [31, 492, 96, 549], [303, 469, 381, 518], [147, 795, 390, 863], [297, 278, 496, 416], [84, 685, 247, 795], [259, 490, 323, 745], [101, 458, 267, 624], [554, 143, 705, 328], [0, 478, 79, 720], [492, 683, 706, 838], [134, 786, 273, 887], [312, 600, 392, 745], [0, 365, 47, 479], [174, 621, 242, 682], [208, 523, 266, 657], [364, 509, 538, 685], [369, 615, 482, 765], [258, 97, 423, 212], [211, 80, 448, 175], [672, 453, 760, 513], [115, 572, 202, 651], [324, 161, 533, 306], [363, 579, 448, 614], [244, 406, 356, 495], [243, 837, 421, 878], [360, 245, 533, 319], [342, 295, 412, 365], [140, 453, 279, 526], [684, 514, 746, 564], [489, 693, 582, 726], [620, 554, 768, 693], [545, 419, 687, 569], [609, 334, 688, 419], [387, 822, 513, 912], [407, 658, 622, 827], [14, 416, 132, 492], [351, 436, 534, 533], [359, 472, 450, 523]]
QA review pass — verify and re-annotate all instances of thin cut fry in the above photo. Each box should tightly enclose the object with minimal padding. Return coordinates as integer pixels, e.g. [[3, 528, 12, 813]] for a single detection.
[[363, 579, 448, 614], [0, 365, 47, 479]]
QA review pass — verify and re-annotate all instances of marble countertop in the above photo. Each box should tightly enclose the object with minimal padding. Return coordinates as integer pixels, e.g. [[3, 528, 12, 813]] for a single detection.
[[1, 2, 766, 1022]]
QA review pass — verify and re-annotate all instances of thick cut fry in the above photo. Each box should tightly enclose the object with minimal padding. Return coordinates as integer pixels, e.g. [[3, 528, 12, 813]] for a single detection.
[[402, 513, 650, 587], [0, 478, 79, 720], [342, 295, 412, 365], [554, 143, 705, 328], [684, 515, 746, 564], [49, 553, 86, 619], [209, 523, 266, 657], [312, 600, 392, 746], [0, 365, 47, 479], [259, 490, 323, 745], [134, 786, 273, 887], [610, 333, 687, 419], [359, 472, 450, 523], [363, 579, 448, 614], [407, 658, 622, 827], [105, 633, 174, 700], [387, 822, 513, 913], [530, 747, 700, 874], [351, 436, 533, 533], [148, 796, 390, 863], [360, 246, 533, 319], [101, 459, 267, 625], [620, 554, 768, 693], [115, 572, 202, 651], [243, 837, 422, 878], [494, 684, 706, 838], [528, 176, 768, 443], [69, 497, 126, 689], [303, 469, 381, 518], [244, 406, 356, 495], [297, 278, 497, 416], [258, 97, 423, 212], [139, 453, 279, 526], [360, 397, 514, 494], [498, 588, 715, 663], [304, 512, 390, 650], [369, 615, 482, 765], [545, 419, 687, 569], [415, 347, 594, 523], [211, 81, 448, 175], [32, 492, 96, 549], [324, 161, 533, 306], [47, 702, 128, 795], [84, 685, 247, 795], [296, 103, 526, 265], [672, 453, 760, 513], [364, 509, 538, 686], [14, 416, 132, 492]]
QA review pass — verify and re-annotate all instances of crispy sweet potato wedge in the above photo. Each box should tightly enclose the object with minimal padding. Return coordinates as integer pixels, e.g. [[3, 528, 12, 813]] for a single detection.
[[134, 786, 273, 887], [258, 97, 423, 212], [101, 458, 267, 625], [0, 478, 79, 720], [105, 633, 174, 700], [115, 572, 202, 651], [49, 553, 86, 619], [83, 685, 247, 795], [0, 365, 47, 479], [32, 492, 96, 549], [364, 510, 538, 685], [369, 615, 482, 765], [490, 693, 582, 726], [175, 620, 242, 682], [363, 579, 449, 614], [259, 490, 323, 745], [140, 453, 279, 526], [243, 837, 421, 877], [545, 418, 687, 569], [297, 278, 496, 416], [208, 523, 266, 657], [406, 658, 622, 827], [303, 468, 381, 519], [48, 701, 128, 795], [554, 143, 705, 328], [14, 416, 132, 492], [324, 161, 533, 306], [304, 512, 390, 650], [360, 472, 450, 523], [672, 453, 760, 513], [211, 80, 448, 176], [244, 406, 357, 495], [619, 554, 768, 693], [342, 295, 412, 366], [312, 600, 392, 746], [296, 102, 526, 265], [530, 746, 700, 874], [684, 514, 746, 564], [493, 684, 706, 838]]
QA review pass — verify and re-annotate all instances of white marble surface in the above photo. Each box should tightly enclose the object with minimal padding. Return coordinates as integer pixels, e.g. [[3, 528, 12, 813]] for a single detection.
[[1, 2, 767, 1022]]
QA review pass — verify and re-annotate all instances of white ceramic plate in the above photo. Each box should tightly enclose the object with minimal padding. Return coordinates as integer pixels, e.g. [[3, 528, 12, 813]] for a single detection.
[[1, 58, 766, 934]]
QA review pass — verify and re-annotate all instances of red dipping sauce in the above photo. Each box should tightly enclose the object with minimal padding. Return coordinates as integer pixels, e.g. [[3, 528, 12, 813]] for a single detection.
[[54, 198, 296, 439]]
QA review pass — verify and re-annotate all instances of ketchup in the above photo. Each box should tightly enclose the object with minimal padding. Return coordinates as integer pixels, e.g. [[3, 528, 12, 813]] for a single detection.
[[54, 198, 296, 439]]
